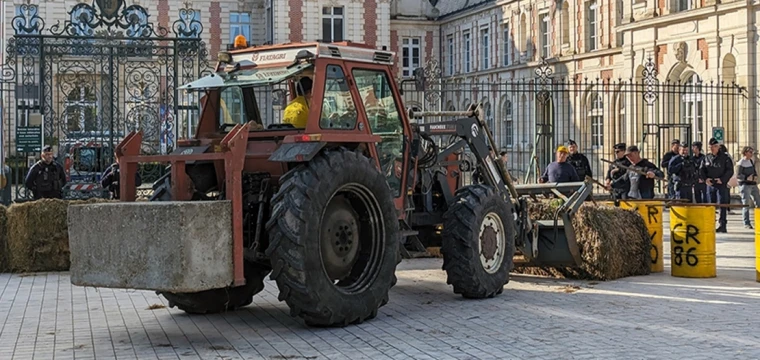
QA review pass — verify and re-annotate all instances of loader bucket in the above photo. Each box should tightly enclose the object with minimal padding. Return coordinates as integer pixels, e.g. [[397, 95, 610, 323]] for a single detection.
[[513, 179, 593, 268]]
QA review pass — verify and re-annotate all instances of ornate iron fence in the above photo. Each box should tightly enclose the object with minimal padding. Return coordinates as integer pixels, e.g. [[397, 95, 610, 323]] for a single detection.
[[400, 58, 748, 195], [3, 1, 211, 201]]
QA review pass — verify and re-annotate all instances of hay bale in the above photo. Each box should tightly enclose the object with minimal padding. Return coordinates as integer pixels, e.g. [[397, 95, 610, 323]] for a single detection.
[[0, 206, 9, 272], [7, 198, 112, 273], [513, 201, 651, 281]]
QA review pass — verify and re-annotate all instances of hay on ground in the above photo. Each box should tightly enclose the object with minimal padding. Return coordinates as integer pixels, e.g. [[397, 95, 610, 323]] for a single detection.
[[512, 201, 651, 281], [7, 197, 112, 273], [0, 206, 9, 272]]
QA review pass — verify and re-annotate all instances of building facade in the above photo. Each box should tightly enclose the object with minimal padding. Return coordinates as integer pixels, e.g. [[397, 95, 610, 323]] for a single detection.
[[0, 0, 753, 185]]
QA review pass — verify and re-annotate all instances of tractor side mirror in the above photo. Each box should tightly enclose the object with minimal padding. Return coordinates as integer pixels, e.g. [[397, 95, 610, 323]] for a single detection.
[[413, 68, 425, 91], [272, 89, 287, 109]]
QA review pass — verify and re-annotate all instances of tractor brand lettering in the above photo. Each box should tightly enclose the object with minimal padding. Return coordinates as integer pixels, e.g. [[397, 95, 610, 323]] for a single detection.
[[672, 223, 701, 267], [254, 69, 290, 79], [252, 52, 288, 62]]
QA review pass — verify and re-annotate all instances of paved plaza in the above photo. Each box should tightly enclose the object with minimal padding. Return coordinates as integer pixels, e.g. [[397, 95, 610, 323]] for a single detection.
[[1, 211, 760, 360]]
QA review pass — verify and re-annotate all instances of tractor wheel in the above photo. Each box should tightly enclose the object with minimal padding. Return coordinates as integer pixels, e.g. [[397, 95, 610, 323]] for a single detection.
[[159, 264, 270, 314], [265, 148, 400, 327], [441, 184, 515, 299], [151, 166, 271, 314]]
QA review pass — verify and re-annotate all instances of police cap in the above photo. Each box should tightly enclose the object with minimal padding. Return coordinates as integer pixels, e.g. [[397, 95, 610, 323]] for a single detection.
[[614, 143, 626, 151]]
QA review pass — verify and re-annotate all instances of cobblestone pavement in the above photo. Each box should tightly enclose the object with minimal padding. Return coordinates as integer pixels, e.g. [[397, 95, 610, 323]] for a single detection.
[[1, 212, 760, 360]]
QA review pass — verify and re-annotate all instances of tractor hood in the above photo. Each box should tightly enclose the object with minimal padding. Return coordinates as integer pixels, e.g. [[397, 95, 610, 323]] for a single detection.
[[179, 63, 312, 91]]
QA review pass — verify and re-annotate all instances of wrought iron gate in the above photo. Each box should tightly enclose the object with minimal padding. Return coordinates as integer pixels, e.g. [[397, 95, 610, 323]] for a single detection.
[[4, 1, 210, 200]]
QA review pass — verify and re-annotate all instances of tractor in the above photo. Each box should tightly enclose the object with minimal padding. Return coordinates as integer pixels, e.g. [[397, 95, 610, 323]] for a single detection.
[[67, 40, 592, 327]]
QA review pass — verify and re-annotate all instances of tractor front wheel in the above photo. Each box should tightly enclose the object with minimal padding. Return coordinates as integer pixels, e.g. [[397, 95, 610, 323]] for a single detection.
[[265, 148, 400, 327], [441, 184, 515, 299]]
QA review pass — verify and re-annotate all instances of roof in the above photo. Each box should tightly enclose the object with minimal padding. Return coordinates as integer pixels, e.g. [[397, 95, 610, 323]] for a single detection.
[[224, 42, 395, 68], [433, 0, 494, 19]]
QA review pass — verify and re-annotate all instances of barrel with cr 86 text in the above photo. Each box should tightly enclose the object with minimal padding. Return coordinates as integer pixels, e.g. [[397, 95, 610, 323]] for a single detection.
[[669, 206, 716, 278], [755, 212, 760, 282], [619, 201, 664, 273]]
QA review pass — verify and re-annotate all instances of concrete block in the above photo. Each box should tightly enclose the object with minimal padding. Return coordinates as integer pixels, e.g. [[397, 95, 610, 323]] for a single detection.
[[68, 200, 234, 293]]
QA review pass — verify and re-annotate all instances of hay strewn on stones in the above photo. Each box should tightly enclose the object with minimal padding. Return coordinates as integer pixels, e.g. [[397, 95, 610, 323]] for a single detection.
[[7, 198, 111, 273], [513, 201, 651, 281]]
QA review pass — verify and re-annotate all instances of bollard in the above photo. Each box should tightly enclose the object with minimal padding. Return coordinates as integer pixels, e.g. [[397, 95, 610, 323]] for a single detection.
[[669, 206, 716, 278], [619, 201, 664, 273], [755, 211, 760, 282]]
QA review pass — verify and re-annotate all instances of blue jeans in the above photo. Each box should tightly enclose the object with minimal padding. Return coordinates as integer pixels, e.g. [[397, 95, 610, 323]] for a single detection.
[[708, 184, 730, 227], [740, 184, 760, 225]]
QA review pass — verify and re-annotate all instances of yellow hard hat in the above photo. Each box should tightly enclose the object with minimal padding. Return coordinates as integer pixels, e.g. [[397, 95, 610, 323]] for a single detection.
[[557, 145, 569, 153]]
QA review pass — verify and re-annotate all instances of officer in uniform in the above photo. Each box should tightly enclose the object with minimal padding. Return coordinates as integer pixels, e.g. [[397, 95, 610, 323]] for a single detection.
[[100, 153, 142, 200], [661, 139, 681, 199], [566, 139, 592, 179], [24, 145, 66, 200], [605, 143, 631, 199], [700, 138, 734, 233], [667, 143, 698, 202], [691, 141, 707, 203]]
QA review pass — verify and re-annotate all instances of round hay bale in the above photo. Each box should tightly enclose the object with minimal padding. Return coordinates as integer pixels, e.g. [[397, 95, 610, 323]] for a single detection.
[[513, 201, 651, 281], [7, 198, 114, 273]]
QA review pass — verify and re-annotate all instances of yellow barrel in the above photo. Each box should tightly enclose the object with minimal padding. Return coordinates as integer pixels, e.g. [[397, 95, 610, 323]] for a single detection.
[[669, 206, 716, 278], [755, 212, 760, 282], [619, 201, 664, 272]]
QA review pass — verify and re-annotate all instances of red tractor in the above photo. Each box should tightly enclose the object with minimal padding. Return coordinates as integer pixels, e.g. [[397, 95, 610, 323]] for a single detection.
[[67, 40, 592, 327]]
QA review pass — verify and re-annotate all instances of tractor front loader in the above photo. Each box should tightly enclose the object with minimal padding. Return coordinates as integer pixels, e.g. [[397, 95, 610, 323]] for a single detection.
[[66, 40, 592, 328]]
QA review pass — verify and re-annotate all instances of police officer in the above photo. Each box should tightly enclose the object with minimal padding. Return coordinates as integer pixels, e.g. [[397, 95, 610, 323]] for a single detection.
[[24, 145, 66, 200], [700, 138, 734, 233], [661, 139, 681, 199], [100, 153, 142, 200], [668, 143, 698, 202], [691, 141, 707, 203], [605, 143, 631, 199], [566, 139, 592, 179]]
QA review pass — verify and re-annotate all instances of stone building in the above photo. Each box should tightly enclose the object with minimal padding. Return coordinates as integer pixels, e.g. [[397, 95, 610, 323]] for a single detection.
[[0, 0, 751, 183]]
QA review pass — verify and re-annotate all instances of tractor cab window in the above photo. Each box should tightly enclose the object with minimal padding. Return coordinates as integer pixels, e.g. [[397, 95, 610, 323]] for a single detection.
[[219, 86, 246, 126], [319, 65, 358, 129], [352, 68, 405, 197]]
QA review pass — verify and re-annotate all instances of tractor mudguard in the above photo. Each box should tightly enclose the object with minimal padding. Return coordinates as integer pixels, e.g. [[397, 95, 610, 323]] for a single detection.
[[268, 141, 326, 162]]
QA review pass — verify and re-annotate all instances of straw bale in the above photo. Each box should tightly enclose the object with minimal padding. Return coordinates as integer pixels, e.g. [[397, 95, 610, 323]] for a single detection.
[[0, 206, 9, 272], [513, 201, 651, 281], [7, 198, 111, 272]]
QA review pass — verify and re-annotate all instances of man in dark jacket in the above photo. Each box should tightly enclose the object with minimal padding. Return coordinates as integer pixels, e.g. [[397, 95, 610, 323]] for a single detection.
[[100, 153, 142, 200], [661, 139, 680, 199], [567, 139, 592, 179], [668, 143, 698, 202], [539, 145, 580, 183], [605, 142, 631, 199], [691, 141, 707, 203], [24, 145, 66, 200], [625, 145, 664, 199], [700, 138, 734, 233]]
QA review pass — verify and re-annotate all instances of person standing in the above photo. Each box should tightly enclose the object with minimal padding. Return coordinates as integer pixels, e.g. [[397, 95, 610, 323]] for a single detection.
[[605, 143, 631, 199], [661, 139, 680, 199], [624, 145, 663, 199], [700, 138, 734, 233], [668, 143, 698, 202], [24, 145, 66, 200], [100, 153, 142, 200], [539, 146, 580, 184], [691, 141, 707, 203], [566, 139, 592, 179], [735, 146, 760, 229]]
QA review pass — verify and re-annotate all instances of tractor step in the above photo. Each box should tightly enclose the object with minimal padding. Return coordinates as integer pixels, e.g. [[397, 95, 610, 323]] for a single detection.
[[400, 230, 419, 237]]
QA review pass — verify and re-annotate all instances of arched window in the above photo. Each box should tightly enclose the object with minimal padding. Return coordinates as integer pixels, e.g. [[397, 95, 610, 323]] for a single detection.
[[681, 73, 703, 142], [587, 92, 604, 147], [503, 100, 513, 146]]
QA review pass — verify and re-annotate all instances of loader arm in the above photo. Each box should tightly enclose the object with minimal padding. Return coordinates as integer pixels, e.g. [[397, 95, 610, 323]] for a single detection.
[[410, 105, 594, 268]]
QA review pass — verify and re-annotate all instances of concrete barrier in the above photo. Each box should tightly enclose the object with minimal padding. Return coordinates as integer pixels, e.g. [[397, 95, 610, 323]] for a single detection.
[[68, 200, 234, 292]]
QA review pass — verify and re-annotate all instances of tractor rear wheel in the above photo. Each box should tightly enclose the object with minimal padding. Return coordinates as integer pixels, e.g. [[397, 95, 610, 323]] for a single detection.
[[151, 165, 271, 314], [265, 148, 400, 327], [441, 184, 515, 299]]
